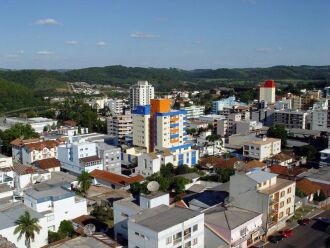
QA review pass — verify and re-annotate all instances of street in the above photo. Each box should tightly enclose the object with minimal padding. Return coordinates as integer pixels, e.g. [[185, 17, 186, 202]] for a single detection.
[[266, 210, 330, 248]]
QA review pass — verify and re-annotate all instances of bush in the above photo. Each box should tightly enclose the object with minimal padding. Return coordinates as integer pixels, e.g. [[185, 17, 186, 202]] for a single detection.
[[58, 220, 74, 237], [48, 231, 65, 243]]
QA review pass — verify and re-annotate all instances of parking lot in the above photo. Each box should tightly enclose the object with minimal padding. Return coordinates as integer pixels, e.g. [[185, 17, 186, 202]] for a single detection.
[[266, 210, 330, 248]]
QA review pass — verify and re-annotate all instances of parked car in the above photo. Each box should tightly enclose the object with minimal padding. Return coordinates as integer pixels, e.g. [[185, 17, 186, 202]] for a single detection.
[[298, 218, 311, 225], [268, 235, 283, 243], [280, 229, 293, 238], [318, 217, 330, 224]]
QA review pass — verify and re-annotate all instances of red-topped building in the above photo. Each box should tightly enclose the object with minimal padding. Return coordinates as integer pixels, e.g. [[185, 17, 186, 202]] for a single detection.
[[259, 80, 276, 104]]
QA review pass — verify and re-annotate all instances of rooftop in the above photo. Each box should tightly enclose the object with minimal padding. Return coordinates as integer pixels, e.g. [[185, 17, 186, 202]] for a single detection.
[[13, 163, 47, 175], [259, 177, 295, 195], [24, 183, 75, 202], [244, 138, 280, 145], [33, 158, 61, 170], [90, 169, 144, 186], [296, 178, 321, 195], [131, 205, 202, 232], [79, 156, 102, 164], [204, 205, 262, 230], [246, 170, 277, 183], [245, 160, 265, 170], [0, 203, 44, 230], [298, 167, 330, 184]]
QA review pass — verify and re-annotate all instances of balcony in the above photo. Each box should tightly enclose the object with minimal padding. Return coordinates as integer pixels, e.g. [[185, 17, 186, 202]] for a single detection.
[[173, 238, 182, 245]]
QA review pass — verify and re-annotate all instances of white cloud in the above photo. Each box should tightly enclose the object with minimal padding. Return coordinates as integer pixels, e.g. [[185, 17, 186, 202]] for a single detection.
[[36, 50, 53, 55], [17, 50, 24, 54], [130, 32, 159, 39], [35, 18, 60, 25], [65, 40, 79, 45], [255, 47, 272, 52], [96, 41, 107, 46]]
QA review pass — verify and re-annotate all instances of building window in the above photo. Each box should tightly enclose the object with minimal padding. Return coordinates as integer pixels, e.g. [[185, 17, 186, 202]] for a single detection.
[[184, 241, 191, 248], [280, 191, 285, 197], [193, 238, 198, 245], [240, 227, 247, 237], [287, 197, 291, 204], [287, 187, 292, 194], [279, 212, 284, 219], [280, 201, 284, 208], [135, 232, 139, 236], [193, 224, 198, 232], [166, 236, 172, 245], [286, 208, 291, 215]]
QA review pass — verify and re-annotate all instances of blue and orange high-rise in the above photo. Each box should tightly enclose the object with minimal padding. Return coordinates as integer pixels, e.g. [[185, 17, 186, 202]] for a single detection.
[[132, 99, 198, 166]]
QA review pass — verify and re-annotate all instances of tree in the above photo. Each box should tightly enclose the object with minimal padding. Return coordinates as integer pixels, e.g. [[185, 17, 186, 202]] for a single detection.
[[314, 190, 327, 202], [216, 167, 235, 183], [267, 124, 288, 147], [295, 188, 306, 198], [77, 171, 92, 197], [14, 211, 41, 248], [48, 231, 64, 243], [172, 177, 190, 194], [0, 124, 39, 155], [91, 202, 113, 222], [58, 220, 74, 237], [296, 145, 317, 161], [175, 164, 191, 175], [160, 163, 175, 178]]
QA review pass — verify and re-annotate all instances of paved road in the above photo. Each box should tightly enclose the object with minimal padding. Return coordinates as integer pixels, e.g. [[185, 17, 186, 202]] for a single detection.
[[266, 210, 330, 248]]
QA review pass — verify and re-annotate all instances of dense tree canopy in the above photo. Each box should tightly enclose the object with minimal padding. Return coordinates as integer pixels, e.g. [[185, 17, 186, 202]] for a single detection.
[[267, 124, 288, 147]]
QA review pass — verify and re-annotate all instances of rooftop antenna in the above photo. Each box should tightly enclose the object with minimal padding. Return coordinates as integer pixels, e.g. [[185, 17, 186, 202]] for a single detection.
[[83, 223, 96, 237], [147, 181, 160, 192]]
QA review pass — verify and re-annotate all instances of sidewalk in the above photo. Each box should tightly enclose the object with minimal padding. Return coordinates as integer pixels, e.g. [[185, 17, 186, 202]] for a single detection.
[[286, 207, 324, 230]]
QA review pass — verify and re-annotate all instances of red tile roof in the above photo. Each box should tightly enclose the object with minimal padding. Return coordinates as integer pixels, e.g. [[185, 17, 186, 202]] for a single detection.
[[269, 165, 306, 177], [34, 158, 61, 170], [200, 156, 241, 169], [79, 156, 101, 164], [262, 80, 276, 88], [245, 160, 265, 170], [25, 140, 60, 152], [10, 138, 41, 147], [175, 200, 188, 208], [296, 178, 321, 195], [272, 153, 292, 162], [90, 169, 144, 186], [313, 182, 330, 197], [13, 163, 46, 175]]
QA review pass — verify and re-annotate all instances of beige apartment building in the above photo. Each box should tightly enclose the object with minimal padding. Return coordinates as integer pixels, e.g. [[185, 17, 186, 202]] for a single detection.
[[107, 114, 133, 139], [230, 170, 296, 234], [243, 137, 281, 161]]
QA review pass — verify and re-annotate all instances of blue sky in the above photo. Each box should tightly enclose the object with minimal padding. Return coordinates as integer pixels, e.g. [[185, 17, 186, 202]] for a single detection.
[[0, 0, 329, 69]]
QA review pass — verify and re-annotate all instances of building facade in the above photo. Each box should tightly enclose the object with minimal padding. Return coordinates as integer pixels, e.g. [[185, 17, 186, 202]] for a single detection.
[[243, 138, 281, 161], [129, 81, 154, 110], [107, 114, 133, 139], [273, 110, 309, 129], [259, 80, 276, 104]]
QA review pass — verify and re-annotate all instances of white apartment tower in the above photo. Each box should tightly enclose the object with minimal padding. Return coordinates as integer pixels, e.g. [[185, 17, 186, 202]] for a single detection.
[[129, 81, 155, 110]]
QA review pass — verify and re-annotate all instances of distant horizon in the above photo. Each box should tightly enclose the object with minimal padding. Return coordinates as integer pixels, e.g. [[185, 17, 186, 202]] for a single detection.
[[1, 0, 329, 69], [1, 63, 330, 72]]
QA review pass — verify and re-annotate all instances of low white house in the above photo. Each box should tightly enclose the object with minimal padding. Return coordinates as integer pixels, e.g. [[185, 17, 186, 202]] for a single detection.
[[204, 205, 263, 248], [0, 203, 48, 248], [243, 137, 281, 161], [137, 149, 174, 177], [13, 164, 51, 190], [0, 154, 13, 168], [128, 206, 204, 248], [23, 182, 87, 231]]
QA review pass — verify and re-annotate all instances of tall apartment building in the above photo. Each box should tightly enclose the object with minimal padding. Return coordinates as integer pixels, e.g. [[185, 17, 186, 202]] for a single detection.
[[106, 99, 124, 116], [217, 113, 242, 136], [243, 137, 281, 161], [107, 114, 133, 139], [230, 170, 296, 234], [129, 81, 154, 110], [273, 109, 309, 129], [259, 80, 276, 104], [58, 136, 103, 175], [132, 99, 198, 166], [96, 142, 121, 174], [180, 105, 205, 119]]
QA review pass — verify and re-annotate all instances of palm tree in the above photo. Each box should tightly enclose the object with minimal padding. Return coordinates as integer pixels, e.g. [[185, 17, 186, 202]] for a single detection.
[[14, 211, 41, 248], [78, 171, 92, 196]]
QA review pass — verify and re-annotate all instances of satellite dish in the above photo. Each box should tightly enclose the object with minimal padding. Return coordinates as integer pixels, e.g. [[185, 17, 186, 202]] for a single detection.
[[83, 223, 96, 236], [147, 181, 160, 192]]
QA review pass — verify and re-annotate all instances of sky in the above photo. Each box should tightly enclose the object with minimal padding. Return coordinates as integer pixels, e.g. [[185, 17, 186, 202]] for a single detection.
[[0, 0, 329, 70]]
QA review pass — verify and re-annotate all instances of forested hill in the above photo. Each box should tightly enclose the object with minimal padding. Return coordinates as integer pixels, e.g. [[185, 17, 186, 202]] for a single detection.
[[0, 65, 329, 112]]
